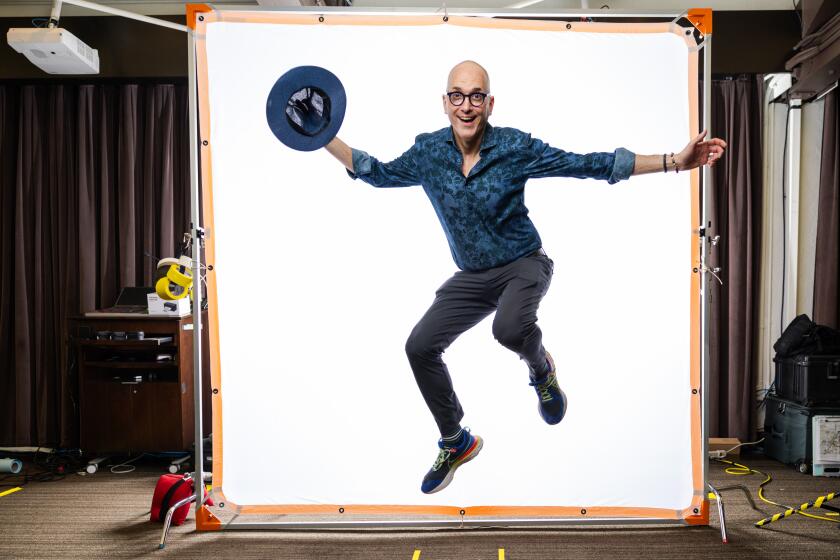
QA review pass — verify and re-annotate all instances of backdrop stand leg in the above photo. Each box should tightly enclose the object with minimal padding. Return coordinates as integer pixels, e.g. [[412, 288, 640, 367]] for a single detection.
[[707, 483, 727, 543], [159, 494, 196, 549], [186, 11, 207, 531]]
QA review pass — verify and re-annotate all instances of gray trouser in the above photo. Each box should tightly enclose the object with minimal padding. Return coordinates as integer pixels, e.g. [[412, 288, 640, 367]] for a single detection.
[[404, 251, 554, 437]]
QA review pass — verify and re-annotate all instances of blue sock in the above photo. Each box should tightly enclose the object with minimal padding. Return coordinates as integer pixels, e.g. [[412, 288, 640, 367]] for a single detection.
[[442, 428, 465, 445]]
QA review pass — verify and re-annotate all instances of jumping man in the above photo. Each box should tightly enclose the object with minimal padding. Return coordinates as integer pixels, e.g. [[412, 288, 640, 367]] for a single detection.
[[324, 60, 726, 494]]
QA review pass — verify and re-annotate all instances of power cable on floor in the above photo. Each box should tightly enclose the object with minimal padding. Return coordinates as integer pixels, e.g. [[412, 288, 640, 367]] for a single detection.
[[110, 453, 147, 474], [714, 457, 840, 525]]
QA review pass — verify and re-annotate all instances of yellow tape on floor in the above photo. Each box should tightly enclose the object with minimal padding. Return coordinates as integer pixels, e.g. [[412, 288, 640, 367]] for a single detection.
[[410, 546, 506, 558]]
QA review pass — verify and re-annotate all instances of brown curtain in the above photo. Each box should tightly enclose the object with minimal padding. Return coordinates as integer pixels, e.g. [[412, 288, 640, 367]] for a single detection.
[[0, 83, 189, 447], [814, 90, 840, 328], [707, 76, 764, 443]]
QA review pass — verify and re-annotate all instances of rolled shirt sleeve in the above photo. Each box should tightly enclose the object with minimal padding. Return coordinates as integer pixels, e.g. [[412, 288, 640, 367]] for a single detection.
[[345, 148, 372, 180], [345, 147, 420, 188], [610, 147, 636, 184]]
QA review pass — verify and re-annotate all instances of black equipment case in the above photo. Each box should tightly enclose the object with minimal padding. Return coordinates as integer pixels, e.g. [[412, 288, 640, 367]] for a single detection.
[[773, 354, 840, 406], [764, 395, 840, 472]]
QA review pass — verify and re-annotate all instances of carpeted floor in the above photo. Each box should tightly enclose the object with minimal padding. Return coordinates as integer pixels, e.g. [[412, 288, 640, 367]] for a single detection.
[[0, 454, 838, 559]]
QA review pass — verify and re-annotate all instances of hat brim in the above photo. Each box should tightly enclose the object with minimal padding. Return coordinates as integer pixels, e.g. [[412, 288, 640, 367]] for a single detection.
[[266, 66, 347, 152]]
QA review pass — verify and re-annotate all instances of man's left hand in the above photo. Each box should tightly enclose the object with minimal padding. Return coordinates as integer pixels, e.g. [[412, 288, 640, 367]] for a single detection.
[[677, 130, 727, 170]]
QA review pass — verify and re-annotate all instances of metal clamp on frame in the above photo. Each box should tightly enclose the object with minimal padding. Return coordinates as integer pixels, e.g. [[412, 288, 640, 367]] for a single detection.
[[699, 229, 723, 285]]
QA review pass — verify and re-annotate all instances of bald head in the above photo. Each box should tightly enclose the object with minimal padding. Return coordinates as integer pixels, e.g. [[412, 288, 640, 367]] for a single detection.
[[443, 60, 494, 151], [447, 60, 491, 92]]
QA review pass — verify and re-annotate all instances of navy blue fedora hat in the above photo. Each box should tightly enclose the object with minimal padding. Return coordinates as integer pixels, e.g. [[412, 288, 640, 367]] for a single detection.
[[266, 65, 346, 152]]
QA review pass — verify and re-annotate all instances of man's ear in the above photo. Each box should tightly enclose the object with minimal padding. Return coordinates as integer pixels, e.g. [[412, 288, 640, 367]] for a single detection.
[[488, 95, 495, 116], [442, 94, 448, 113]]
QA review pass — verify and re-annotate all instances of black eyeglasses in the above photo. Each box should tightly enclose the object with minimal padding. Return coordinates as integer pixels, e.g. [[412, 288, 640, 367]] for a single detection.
[[446, 91, 489, 107]]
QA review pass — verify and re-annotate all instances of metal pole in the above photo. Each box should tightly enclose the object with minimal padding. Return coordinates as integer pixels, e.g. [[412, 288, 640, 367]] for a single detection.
[[187, 26, 205, 515], [217, 517, 688, 530], [707, 483, 727, 543], [58, 0, 189, 32], [701, 34, 713, 503], [209, 6, 680, 19], [783, 98, 802, 329], [48, 0, 62, 27]]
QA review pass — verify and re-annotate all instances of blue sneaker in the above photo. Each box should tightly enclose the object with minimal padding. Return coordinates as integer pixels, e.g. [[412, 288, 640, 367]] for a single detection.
[[529, 351, 567, 425], [420, 429, 483, 494]]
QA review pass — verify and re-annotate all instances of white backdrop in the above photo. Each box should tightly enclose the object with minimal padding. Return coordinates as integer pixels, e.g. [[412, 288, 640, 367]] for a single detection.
[[202, 18, 695, 511]]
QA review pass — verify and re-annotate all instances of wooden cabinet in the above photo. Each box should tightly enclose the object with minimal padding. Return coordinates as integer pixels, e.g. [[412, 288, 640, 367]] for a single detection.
[[69, 315, 211, 454]]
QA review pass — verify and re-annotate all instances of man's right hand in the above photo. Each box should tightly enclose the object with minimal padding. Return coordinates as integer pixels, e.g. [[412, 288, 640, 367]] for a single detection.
[[325, 137, 354, 173]]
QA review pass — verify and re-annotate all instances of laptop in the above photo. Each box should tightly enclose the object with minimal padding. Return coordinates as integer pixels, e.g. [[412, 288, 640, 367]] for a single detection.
[[85, 286, 154, 317]]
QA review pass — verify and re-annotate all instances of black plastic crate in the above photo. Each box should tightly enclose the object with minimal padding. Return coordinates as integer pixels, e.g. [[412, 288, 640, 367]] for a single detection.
[[764, 395, 840, 472], [773, 354, 840, 406]]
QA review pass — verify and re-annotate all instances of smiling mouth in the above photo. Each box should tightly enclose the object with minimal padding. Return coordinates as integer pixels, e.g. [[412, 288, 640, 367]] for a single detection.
[[458, 116, 477, 124]]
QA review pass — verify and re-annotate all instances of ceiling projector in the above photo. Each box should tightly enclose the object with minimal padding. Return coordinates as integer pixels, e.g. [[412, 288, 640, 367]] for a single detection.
[[7, 27, 99, 74]]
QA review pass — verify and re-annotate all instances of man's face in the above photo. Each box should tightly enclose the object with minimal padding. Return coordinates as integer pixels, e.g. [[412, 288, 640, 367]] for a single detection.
[[443, 63, 494, 147]]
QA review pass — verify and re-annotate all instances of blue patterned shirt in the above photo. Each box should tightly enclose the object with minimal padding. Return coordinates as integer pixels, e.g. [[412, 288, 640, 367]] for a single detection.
[[349, 124, 635, 271]]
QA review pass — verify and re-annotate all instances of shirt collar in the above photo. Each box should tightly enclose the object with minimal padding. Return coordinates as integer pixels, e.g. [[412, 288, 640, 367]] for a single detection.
[[445, 123, 497, 152]]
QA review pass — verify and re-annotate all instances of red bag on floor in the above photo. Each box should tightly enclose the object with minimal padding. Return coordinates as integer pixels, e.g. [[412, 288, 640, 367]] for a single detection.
[[150, 473, 213, 526]]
